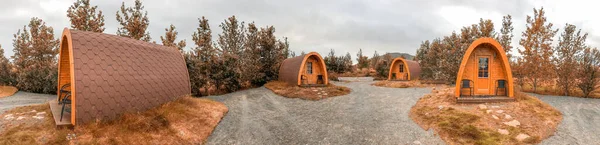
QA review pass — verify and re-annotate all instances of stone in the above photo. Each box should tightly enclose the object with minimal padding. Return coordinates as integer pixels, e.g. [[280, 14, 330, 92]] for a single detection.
[[486, 110, 493, 114], [323, 93, 328, 96], [496, 110, 504, 114], [497, 129, 509, 135], [30, 110, 37, 113], [515, 133, 530, 141], [504, 120, 521, 127], [36, 112, 46, 115], [478, 104, 488, 110], [33, 116, 44, 120], [438, 105, 444, 110], [492, 115, 499, 120], [505, 114, 512, 120], [312, 90, 318, 92], [413, 140, 421, 144], [4, 114, 14, 120], [317, 93, 322, 95], [16, 116, 25, 120], [491, 105, 500, 108]]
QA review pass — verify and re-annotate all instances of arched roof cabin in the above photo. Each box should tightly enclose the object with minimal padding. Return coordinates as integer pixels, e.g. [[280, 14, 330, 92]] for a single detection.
[[56, 29, 190, 125], [279, 52, 328, 87], [388, 58, 421, 81], [455, 38, 514, 98]]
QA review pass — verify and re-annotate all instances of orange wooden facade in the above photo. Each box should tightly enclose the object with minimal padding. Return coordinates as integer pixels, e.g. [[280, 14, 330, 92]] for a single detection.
[[301, 55, 327, 84], [455, 38, 514, 97], [388, 58, 421, 81], [279, 52, 329, 86]]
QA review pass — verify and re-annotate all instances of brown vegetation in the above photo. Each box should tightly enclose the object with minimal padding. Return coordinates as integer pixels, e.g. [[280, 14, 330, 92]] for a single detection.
[[0, 86, 18, 98], [116, 0, 151, 41], [264, 81, 351, 100], [0, 96, 228, 144], [371, 80, 441, 88], [410, 86, 562, 144]]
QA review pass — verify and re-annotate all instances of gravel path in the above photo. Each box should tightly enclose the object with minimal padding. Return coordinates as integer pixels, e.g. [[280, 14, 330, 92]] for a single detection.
[[0, 91, 55, 114], [530, 94, 600, 145], [206, 78, 443, 144]]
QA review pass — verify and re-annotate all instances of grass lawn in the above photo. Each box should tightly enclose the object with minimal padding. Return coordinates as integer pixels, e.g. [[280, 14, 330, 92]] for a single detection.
[[0, 86, 18, 98], [410, 87, 562, 144], [0, 96, 228, 144], [265, 81, 351, 100]]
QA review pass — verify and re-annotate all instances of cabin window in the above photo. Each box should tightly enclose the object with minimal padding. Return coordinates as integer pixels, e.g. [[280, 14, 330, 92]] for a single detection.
[[478, 57, 489, 78], [399, 64, 404, 73], [307, 62, 313, 74]]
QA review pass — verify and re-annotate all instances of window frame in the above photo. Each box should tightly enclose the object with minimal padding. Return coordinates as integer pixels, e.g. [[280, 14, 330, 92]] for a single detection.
[[478, 57, 489, 78], [307, 62, 313, 74], [399, 64, 404, 73]]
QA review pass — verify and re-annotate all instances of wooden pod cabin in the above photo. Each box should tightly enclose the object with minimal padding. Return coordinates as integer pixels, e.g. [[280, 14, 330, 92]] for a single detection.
[[455, 38, 514, 98], [388, 58, 421, 81], [279, 52, 328, 87], [54, 29, 190, 126]]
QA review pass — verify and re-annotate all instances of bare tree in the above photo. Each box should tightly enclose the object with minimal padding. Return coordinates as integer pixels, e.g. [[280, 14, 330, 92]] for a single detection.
[[356, 48, 369, 69], [67, 0, 105, 32], [577, 47, 600, 98], [11, 17, 59, 93], [160, 24, 186, 53], [518, 7, 558, 93], [554, 24, 587, 96], [0, 45, 15, 85], [497, 15, 514, 60], [116, 0, 151, 41], [217, 15, 246, 92], [189, 16, 217, 96]]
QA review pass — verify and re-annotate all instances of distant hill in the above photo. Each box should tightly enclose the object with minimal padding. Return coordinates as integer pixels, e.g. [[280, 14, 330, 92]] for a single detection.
[[383, 52, 415, 60]]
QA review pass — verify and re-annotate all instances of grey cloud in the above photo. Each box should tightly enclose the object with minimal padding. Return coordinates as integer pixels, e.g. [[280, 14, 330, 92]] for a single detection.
[[0, 0, 573, 63]]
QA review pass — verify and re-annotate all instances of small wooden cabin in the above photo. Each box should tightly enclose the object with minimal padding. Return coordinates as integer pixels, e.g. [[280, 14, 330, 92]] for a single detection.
[[54, 29, 190, 126], [279, 52, 328, 87], [388, 58, 421, 81], [455, 37, 514, 98]]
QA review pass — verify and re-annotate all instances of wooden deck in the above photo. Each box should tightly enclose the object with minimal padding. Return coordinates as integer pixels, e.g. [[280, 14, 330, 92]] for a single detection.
[[49, 100, 73, 128], [457, 96, 515, 103]]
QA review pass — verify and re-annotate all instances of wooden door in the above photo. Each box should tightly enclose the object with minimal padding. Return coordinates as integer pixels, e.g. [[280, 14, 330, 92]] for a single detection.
[[475, 56, 490, 95]]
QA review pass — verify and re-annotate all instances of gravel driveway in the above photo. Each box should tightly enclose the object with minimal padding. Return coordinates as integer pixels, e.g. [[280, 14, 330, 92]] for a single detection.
[[206, 77, 443, 144], [530, 94, 600, 145], [0, 92, 55, 114]]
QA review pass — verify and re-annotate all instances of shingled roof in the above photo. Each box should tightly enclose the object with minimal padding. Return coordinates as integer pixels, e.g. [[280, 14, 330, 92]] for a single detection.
[[58, 29, 190, 125]]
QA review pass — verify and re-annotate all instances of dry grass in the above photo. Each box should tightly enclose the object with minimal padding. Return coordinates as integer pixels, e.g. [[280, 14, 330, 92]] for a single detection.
[[264, 81, 351, 100], [410, 86, 562, 144], [519, 80, 600, 98], [0, 96, 228, 144], [0, 86, 18, 98], [371, 80, 443, 88]]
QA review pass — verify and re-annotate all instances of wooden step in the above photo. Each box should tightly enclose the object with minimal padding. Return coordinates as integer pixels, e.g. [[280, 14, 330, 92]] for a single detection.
[[49, 100, 73, 128], [457, 96, 515, 103]]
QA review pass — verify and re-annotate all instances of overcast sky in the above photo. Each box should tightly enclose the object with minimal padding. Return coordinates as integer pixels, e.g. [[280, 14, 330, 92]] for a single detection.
[[2, 0, 600, 61]]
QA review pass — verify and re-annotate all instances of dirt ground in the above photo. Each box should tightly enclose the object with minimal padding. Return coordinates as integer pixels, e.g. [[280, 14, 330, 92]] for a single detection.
[[206, 77, 444, 144], [530, 93, 600, 144]]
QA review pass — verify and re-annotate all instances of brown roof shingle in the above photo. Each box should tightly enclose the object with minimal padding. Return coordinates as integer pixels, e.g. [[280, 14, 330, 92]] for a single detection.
[[60, 29, 190, 124]]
